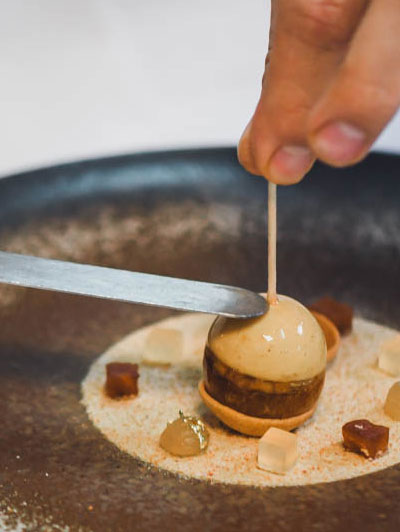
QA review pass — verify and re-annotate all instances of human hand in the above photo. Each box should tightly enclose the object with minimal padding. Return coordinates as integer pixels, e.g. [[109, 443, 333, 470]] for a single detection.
[[238, 0, 400, 184]]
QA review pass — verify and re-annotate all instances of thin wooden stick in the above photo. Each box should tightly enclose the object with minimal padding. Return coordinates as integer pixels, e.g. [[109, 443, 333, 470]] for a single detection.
[[267, 181, 278, 305]]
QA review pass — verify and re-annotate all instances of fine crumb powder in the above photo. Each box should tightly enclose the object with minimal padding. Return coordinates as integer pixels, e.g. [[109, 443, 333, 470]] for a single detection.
[[81, 314, 400, 487]]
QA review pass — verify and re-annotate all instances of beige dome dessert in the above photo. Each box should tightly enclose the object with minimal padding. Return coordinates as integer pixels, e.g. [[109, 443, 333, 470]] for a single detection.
[[200, 295, 328, 435]]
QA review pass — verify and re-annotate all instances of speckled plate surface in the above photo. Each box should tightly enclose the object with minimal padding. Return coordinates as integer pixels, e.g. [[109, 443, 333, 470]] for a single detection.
[[0, 148, 399, 531]]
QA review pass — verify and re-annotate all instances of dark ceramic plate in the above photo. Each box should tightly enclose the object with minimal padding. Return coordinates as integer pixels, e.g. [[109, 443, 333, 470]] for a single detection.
[[0, 148, 399, 531]]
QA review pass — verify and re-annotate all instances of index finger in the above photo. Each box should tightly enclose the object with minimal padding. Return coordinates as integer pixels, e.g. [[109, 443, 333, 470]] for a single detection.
[[238, 0, 367, 184]]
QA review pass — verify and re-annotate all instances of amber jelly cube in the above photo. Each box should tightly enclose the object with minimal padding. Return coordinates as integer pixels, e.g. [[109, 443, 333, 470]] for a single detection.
[[310, 296, 353, 335], [105, 362, 139, 398], [342, 419, 389, 459]]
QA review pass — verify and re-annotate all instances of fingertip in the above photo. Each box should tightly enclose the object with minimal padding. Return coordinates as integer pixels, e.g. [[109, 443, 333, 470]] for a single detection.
[[267, 145, 315, 185], [309, 120, 369, 166]]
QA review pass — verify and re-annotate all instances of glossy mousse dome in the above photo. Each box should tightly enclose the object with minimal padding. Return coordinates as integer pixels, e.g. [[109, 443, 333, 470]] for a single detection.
[[208, 295, 327, 382]]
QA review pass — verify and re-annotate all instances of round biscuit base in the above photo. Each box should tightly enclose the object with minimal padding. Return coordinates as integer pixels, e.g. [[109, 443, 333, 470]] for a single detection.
[[198, 380, 317, 437]]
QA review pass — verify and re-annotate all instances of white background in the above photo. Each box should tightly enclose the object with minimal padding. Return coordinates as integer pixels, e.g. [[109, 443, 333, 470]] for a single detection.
[[1, 0, 399, 177]]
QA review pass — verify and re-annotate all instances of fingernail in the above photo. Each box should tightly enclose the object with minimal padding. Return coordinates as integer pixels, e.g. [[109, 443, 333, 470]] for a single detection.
[[269, 145, 314, 184], [312, 121, 366, 165]]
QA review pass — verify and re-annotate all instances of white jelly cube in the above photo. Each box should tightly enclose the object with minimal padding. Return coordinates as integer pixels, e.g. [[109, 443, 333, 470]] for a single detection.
[[257, 427, 298, 474], [384, 381, 400, 421], [143, 328, 183, 365], [378, 335, 400, 376]]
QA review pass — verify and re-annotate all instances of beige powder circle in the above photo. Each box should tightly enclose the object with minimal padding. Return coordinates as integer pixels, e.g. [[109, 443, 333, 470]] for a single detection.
[[82, 313, 400, 487]]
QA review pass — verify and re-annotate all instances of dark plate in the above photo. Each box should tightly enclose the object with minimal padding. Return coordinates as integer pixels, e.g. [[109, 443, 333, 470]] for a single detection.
[[0, 148, 399, 531]]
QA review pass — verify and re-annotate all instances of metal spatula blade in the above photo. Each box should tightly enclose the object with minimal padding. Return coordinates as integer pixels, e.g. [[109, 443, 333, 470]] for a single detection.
[[0, 251, 266, 318]]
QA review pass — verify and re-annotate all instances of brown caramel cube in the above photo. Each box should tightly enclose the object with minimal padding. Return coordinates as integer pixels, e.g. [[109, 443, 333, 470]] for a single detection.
[[105, 362, 139, 398], [310, 296, 353, 335], [342, 419, 389, 459]]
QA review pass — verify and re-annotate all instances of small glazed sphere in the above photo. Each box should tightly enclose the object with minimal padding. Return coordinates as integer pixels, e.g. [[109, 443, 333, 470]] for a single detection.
[[203, 295, 327, 420]]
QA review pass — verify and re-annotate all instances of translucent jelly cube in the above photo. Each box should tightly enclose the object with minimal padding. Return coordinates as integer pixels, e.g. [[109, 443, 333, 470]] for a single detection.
[[143, 328, 183, 366], [257, 427, 298, 474], [384, 381, 400, 421], [378, 335, 400, 376]]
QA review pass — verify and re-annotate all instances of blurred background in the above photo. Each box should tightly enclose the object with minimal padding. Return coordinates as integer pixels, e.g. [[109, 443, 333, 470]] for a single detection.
[[1, 0, 399, 178]]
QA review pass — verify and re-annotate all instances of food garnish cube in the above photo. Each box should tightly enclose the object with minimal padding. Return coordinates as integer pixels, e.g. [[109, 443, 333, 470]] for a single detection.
[[105, 362, 139, 398], [310, 296, 353, 335], [257, 427, 298, 474], [143, 328, 183, 366], [384, 381, 400, 420], [378, 335, 400, 376], [342, 419, 389, 459]]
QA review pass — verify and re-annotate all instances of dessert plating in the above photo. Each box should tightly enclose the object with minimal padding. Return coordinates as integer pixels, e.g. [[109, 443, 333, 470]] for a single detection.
[[202, 295, 327, 431], [82, 313, 400, 487]]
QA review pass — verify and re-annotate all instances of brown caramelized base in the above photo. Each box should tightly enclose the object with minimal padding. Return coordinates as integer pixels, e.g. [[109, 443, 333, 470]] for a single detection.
[[203, 347, 325, 419]]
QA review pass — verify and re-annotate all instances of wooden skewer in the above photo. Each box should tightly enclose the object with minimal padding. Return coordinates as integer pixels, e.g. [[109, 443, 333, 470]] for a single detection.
[[267, 181, 278, 305]]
